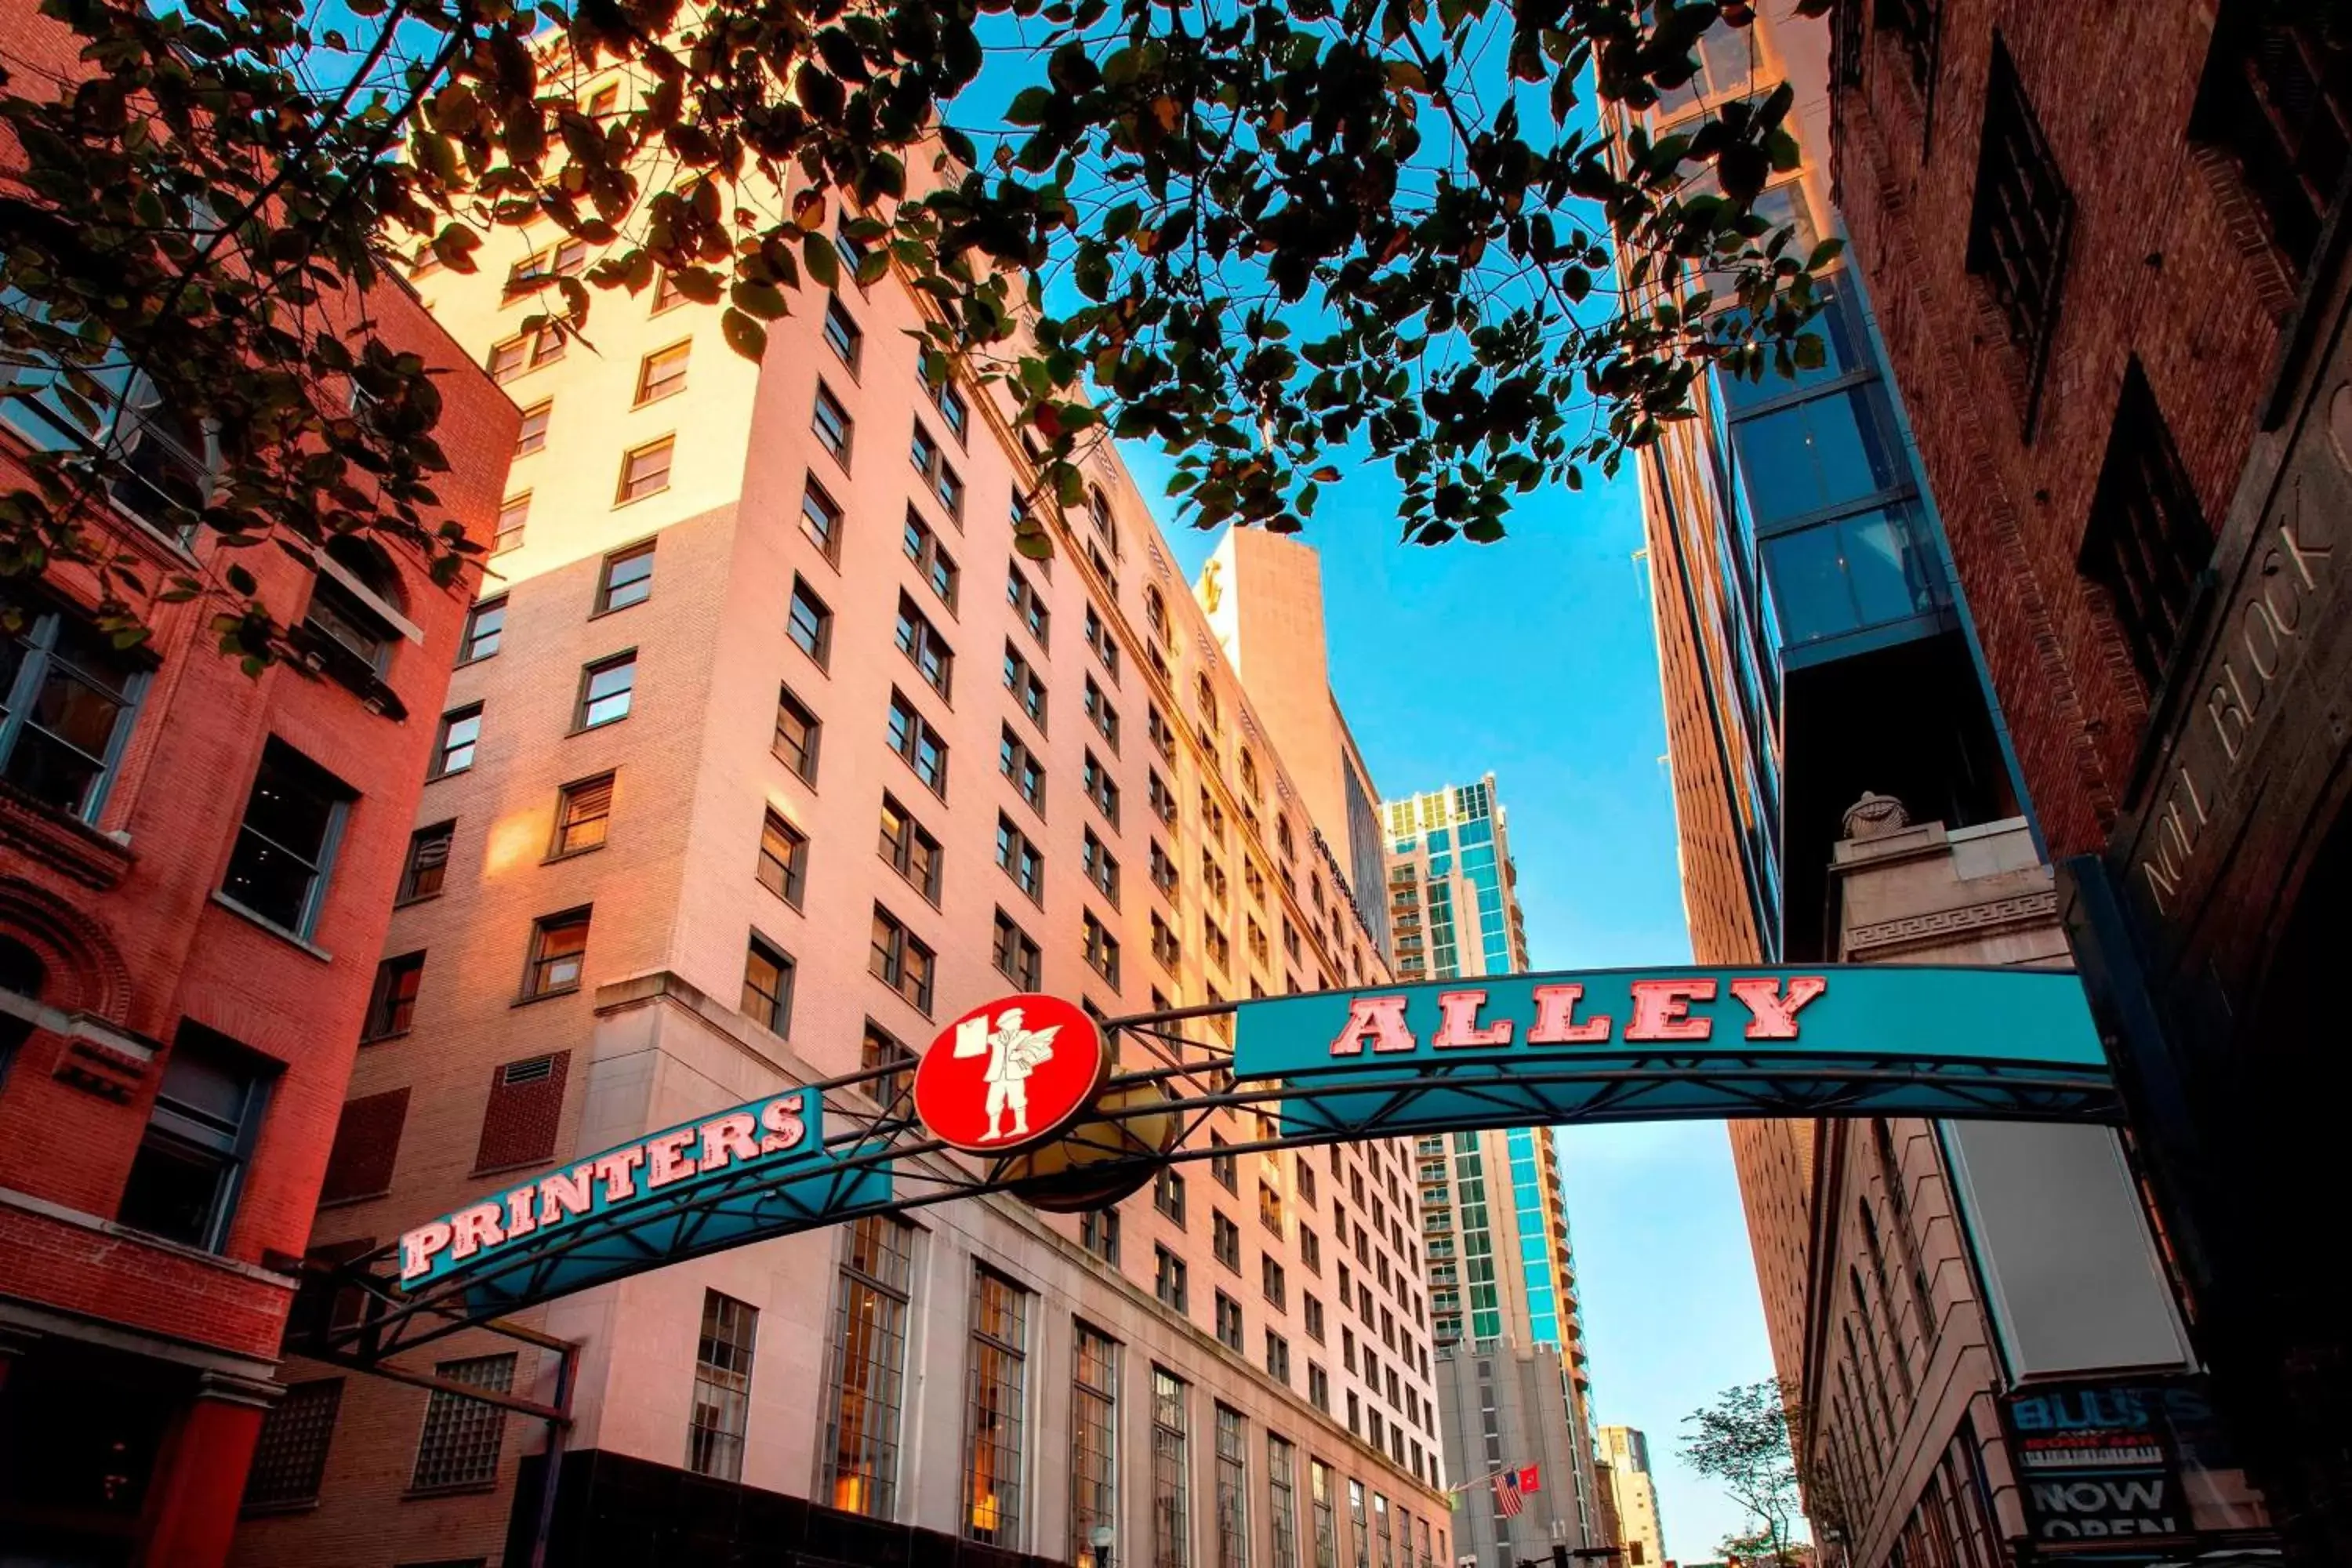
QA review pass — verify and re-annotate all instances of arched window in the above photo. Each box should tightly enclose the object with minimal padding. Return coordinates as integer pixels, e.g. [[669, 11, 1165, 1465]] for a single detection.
[[305, 535, 405, 677], [1195, 672, 1221, 735], [0, 937, 45, 1075]]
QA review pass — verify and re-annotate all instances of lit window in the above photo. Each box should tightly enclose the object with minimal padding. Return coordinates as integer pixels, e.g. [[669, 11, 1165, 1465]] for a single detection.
[[963, 1269, 1030, 1544], [879, 793, 944, 901], [617, 437, 674, 503], [742, 935, 795, 1034], [399, 821, 453, 902], [493, 493, 529, 555], [759, 808, 808, 905], [552, 771, 615, 855], [514, 400, 550, 456], [775, 685, 822, 782], [363, 952, 424, 1040], [636, 341, 691, 405], [820, 1217, 915, 1516], [524, 908, 591, 997]]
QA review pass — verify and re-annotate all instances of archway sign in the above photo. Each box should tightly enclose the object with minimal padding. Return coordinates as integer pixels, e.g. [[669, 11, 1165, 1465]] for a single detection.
[[305, 964, 2115, 1373]]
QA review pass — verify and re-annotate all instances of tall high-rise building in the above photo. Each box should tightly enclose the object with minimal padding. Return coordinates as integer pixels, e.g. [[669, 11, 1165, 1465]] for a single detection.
[[1595, 1427, 1667, 1568], [1380, 777, 1528, 984], [229, 91, 1446, 1568]]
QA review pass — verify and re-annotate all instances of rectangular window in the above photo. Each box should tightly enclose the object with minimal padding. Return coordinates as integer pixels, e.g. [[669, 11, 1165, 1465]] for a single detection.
[[1305, 1295, 1325, 1341], [684, 1290, 757, 1481], [789, 575, 833, 666], [2080, 359, 2212, 694], [1266, 1330, 1291, 1385], [870, 904, 935, 1013], [1000, 726, 1047, 814], [363, 951, 424, 1040], [488, 327, 562, 383], [635, 341, 691, 405], [243, 1377, 343, 1510], [1267, 1435, 1301, 1568], [1213, 1210, 1241, 1271], [993, 907, 1044, 989], [514, 400, 550, 457], [1085, 677, 1120, 751], [1156, 1167, 1188, 1225], [400, 821, 454, 902], [430, 705, 481, 780], [1152, 913, 1180, 971], [1206, 918, 1232, 974], [1084, 604, 1122, 682], [1083, 910, 1121, 987], [552, 771, 614, 856], [775, 685, 822, 782], [524, 907, 591, 998], [1308, 1365, 1329, 1414], [1073, 1327, 1120, 1568], [574, 652, 636, 729], [493, 492, 529, 554], [1213, 1138, 1237, 1191], [995, 815, 1044, 901], [1156, 1243, 1189, 1310], [596, 541, 655, 614], [408, 1354, 515, 1492], [117, 1024, 271, 1250], [813, 383, 854, 461], [1007, 561, 1050, 646], [652, 270, 686, 312], [616, 437, 674, 503], [459, 597, 505, 663], [221, 740, 353, 937], [758, 808, 808, 905], [1082, 1207, 1121, 1264], [1152, 1370, 1192, 1568], [964, 1269, 1029, 1545], [895, 593, 954, 699], [1083, 830, 1120, 905], [924, 369, 971, 442], [1083, 750, 1120, 827], [879, 793, 944, 902], [825, 296, 864, 370], [862, 1022, 915, 1107], [821, 1215, 915, 1515], [1149, 771, 1177, 826], [1966, 37, 2071, 434], [1310, 1461, 1337, 1568], [1151, 842, 1178, 900], [2193, 6, 2352, 278], [802, 478, 845, 564], [1263, 1251, 1287, 1307], [1004, 641, 1049, 731], [1216, 1405, 1250, 1568], [887, 689, 948, 796], [503, 238, 586, 300], [905, 510, 960, 608], [742, 935, 794, 1033]]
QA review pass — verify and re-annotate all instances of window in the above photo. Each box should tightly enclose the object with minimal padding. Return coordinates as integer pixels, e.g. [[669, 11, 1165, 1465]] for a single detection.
[[1149, 702, 1175, 759], [688, 1290, 757, 1481], [993, 908, 1043, 989], [870, 904, 935, 1012], [813, 383, 854, 460], [995, 815, 1044, 901], [459, 597, 505, 663], [586, 82, 619, 115], [1007, 561, 1050, 645], [887, 689, 949, 795], [2194, 5, 2352, 278], [1266, 1436, 1300, 1568], [1083, 910, 1121, 986], [117, 1025, 270, 1250], [1149, 771, 1177, 826], [1215, 1290, 1244, 1352], [574, 652, 635, 729], [616, 437, 674, 503], [652, 270, 687, 312], [1156, 1167, 1188, 1225], [503, 238, 587, 301], [1261, 1181, 1288, 1239], [1085, 605, 1122, 681], [524, 908, 591, 997], [802, 478, 845, 563], [493, 492, 529, 554], [549, 771, 612, 855], [488, 327, 563, 382], [1004, 642, 1049, 730], [759, 808, 808, 905], [1073, 1327, 1120, 1568], [1298, 1162, 1317, 1209], [1195, 672, 1221, 737], [862, 1022, 915, 1106], [1203, 854, 1231, 906], [426, 706, 485, 784], [924, 368, 971, 442], [1305, 1295, 1325, 1341], [399, 821, 453, 903], [1265, 1330, 1292, 1386], [635, 341, 691, 405], [1081, 830, 1121, 905], [1966, 37, 2071, 434], [905, 510, 960, 608], [1150, 841, 1179, 900], [789, 575, 834, 666], [1200, 789, 1228, 843], [1263, 1251, 1289, 1309], [1206, 919, 1232, 974], [0, 609, 143, 822], [221, 740, 352, 937], [1086, 677, 1121, 750], [1213, 1210, 1241, 1270], [824, 296, 863, 370], [775, 685, 822, 782], [1152, 1370, 1192, 1568], [964, 1269, 1029, 1544], [879, 793, 944, 902], [363, 952, 424, 1040], [1152, 913, 1180, 971], [1308, 1365, 1330, 1415], [1156, 1243, 1190, 1310], [821, 1215, 915, 1516], [514, 400, 550, 457], [1247, 918, 1270, 967], [895, 593, 954, 698], [244, 1378, 343, 1510], [1083, 750, 1121, 826], [408, 1354, 515, 1492], [743, 935, 795, 1034], [1082, 1208, 1120, 1265], [1000, 725, 1047, 814], [2081, 360, 2212, 693], [1759, 506, 1947, 646], [910, 422, 965, 519]]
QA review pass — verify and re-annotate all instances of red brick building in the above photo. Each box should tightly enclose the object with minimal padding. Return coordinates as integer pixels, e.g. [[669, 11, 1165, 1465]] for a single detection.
[[0, 10, 517, 1551], [1828, 0, 2352, 1559]]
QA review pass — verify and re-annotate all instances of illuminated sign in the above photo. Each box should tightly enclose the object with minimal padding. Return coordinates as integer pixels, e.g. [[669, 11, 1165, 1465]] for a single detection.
[[397, 1087, 885, 1296], [913, 993, 1110, 1155]]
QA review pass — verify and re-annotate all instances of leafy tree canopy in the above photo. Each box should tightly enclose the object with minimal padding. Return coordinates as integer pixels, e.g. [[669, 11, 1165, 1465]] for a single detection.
[[1683, 1377, 1806, 1567], [0, 0, 1835, 663]]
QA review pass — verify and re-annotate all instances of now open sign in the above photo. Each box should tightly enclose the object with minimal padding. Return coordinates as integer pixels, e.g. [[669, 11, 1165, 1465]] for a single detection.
[[2002, 1380, 2202, 1547]]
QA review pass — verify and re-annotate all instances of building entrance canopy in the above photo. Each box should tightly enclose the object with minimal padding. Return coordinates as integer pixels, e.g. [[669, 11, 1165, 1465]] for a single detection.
[[308, 964, 2116, 1384]]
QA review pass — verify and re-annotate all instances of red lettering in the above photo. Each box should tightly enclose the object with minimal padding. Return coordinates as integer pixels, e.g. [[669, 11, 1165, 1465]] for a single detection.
[[594, 1147, 646, 1202], [503, 1187, 538, 1240], [1526, 984, 1611, 1044], [759, 1098, 807, 1154], [699, 1112, 763, 1172], [448, 1203, 506, 1260], [647, 1130, 699, 1187], [1326, 995, 1417, 1056], [1624, 979, 1716, 1042], [400, 1221, 452, 1282], [1726, 976, 1828, 1040], [1432, 990, 1514, 1049], [538, 1164, 596, 1226]]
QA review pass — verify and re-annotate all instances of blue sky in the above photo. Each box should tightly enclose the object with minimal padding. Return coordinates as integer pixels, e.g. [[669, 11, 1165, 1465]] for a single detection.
[[1134, 441, 1780, 1562]]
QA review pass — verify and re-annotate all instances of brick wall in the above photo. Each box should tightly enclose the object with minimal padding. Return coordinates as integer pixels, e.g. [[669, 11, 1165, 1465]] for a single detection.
[[1829, 0, 2285, 856]]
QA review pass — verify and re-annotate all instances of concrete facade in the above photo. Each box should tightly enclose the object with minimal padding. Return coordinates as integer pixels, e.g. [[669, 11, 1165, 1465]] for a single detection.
[[1595, 1427, 1666, 1568], [227, 73, 1446, 1568], [1435, 1341, 1596, 1568], [0, 0, 514, 1552]]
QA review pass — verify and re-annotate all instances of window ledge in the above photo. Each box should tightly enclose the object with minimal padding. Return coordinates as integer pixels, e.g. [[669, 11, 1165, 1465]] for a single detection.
[[314, 1188, 392, 1210], [542, 843, 606, 866], [402, 1482, 503, 1501], [359, 1029, 411, 1047], [0, 1185, 299, 1288], [0, 781, 135, 891], [239, 1499, 321, 1519], [210, 891, 333, 962], [510, 985, 581, 1009]]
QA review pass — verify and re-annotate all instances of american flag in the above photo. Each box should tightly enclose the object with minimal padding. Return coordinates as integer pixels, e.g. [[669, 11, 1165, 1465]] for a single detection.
[[1492, 1468, 1526, 1519]]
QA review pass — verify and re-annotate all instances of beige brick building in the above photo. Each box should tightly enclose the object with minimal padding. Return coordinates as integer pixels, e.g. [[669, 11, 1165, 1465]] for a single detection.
[[229, 74, 1446, 1568]]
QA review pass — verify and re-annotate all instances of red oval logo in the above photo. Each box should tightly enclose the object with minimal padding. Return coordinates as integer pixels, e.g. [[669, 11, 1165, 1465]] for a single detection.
[[913, 993, 1110, 1155]]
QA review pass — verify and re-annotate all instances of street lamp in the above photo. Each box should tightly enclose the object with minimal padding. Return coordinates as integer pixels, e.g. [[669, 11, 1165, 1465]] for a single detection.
[[1091, 1523, 1116, 1568]]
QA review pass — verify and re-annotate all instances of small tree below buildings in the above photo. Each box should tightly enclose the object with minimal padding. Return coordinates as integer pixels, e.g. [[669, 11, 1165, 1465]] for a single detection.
[[1682, 1380, 1803, 1568]]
